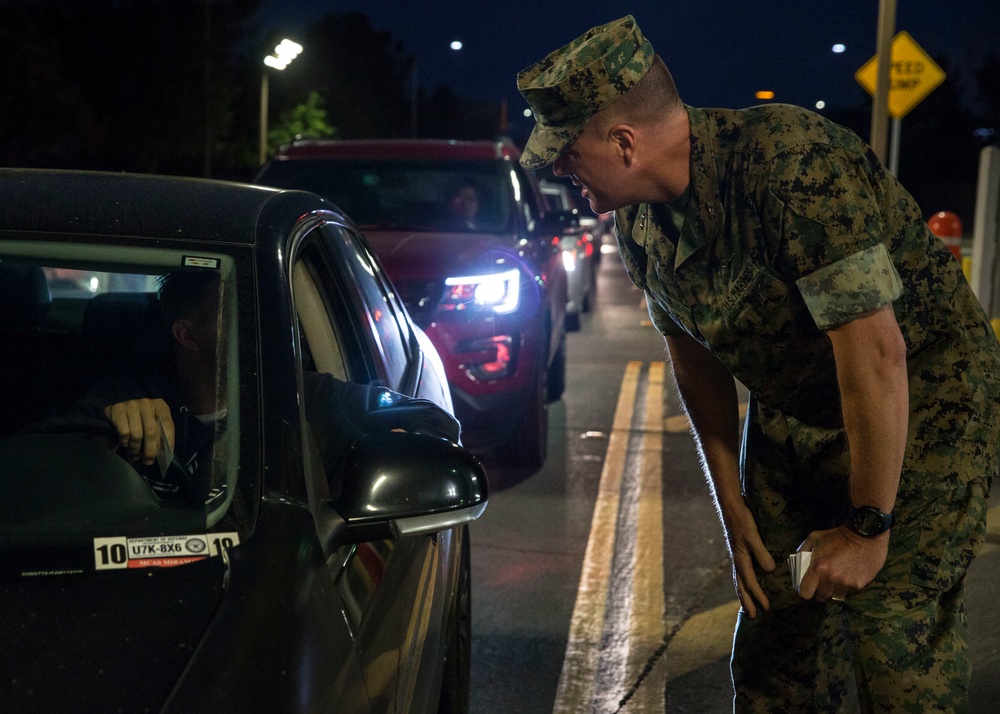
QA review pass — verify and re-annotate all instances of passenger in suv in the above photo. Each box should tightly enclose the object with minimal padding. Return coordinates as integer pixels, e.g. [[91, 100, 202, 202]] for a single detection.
[[440, 180, 482, 232], [256, 138, 569, 468]]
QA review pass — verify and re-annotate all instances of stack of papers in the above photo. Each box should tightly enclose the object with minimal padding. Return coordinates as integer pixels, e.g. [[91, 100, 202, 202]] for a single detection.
[[787, 550, 812, 592], [156, 415, 174, 477]]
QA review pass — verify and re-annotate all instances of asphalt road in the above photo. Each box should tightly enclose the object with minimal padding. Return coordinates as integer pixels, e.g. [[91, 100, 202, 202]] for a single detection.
[[469, 248, 1000, 713]]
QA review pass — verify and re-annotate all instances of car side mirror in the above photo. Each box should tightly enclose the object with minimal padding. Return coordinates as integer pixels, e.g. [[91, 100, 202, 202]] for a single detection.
[[323, 431, 488, 546]]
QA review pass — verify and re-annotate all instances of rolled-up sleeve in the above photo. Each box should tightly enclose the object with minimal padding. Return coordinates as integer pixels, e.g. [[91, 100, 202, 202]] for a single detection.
[[765, 143, 900, 331], [796, 243, 902, 330]]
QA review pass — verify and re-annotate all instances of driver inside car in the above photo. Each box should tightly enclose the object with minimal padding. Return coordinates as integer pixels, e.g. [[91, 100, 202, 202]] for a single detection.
[[63, 270, 460, 502]]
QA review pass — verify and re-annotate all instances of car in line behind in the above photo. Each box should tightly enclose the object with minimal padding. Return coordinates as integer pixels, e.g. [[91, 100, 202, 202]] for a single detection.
[[539, 179, 597, 330]]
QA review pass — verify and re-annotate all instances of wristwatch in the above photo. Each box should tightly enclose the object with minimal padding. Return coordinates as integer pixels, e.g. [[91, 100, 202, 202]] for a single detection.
[[845, 505, 895, 538]]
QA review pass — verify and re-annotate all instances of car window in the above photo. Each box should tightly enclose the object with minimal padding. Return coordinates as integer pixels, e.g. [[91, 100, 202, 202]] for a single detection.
[[0, 243, 251, 576], [42, 268, 160, 297], [291, 242, 350, 512], [292, 258, 350, 382], [321, 224, 412, 392], [289, 236, 398, 632]]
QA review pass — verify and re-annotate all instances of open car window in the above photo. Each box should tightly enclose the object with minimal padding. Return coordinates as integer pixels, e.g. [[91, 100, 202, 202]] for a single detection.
[[321, 224, 413, 392], [0, 242, 250, 577]]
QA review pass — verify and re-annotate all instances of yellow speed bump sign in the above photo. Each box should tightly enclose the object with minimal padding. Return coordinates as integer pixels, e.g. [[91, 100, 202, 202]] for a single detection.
[[855, 31, 946, 119]]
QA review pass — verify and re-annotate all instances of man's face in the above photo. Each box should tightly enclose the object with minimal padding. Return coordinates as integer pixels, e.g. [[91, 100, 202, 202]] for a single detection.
[[194, 288, 223, 363], [174, 284, 222, 365], [551, 123, 626, 215], [449, 186, 479, 221]]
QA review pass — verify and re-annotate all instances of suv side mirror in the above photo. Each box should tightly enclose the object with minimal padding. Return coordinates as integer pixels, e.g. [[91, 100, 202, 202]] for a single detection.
[[323, 431, 488, 545]]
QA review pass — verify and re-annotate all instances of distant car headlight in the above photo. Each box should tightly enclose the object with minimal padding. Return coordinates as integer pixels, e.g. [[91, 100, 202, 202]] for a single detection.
[[443, 268, 520, 314]]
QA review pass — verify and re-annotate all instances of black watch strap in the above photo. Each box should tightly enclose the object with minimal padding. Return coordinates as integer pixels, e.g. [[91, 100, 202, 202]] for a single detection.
[[845, 505, 895, 538]]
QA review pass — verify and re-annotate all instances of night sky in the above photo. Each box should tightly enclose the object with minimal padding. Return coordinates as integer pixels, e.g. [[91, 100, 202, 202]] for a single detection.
[[259, 0, 1000, 137]]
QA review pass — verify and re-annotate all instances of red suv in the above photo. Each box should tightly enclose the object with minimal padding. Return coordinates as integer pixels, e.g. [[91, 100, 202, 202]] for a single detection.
[[256, 139, 568, 468]]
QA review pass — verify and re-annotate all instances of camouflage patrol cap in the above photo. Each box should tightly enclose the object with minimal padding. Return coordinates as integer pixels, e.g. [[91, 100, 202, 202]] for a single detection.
[[517, 15, 654, 169]]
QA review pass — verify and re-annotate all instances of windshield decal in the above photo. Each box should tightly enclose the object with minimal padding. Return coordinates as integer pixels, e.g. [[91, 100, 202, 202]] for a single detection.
[[182, 255, 221, 269], [93, 532, 240, 571]]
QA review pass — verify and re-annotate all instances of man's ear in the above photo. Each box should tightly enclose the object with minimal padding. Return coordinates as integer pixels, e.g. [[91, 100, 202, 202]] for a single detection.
[[608, 124, 637, 167], [172, 319, 199, 352]]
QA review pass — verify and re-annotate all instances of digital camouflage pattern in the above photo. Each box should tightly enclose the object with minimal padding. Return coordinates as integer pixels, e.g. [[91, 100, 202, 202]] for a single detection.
[[734, 405, 988, 712], [516, 15, 653, 170], [614, 103, 1000, 710]]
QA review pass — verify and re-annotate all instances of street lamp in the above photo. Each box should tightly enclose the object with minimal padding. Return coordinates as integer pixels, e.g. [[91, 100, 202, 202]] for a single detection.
[[259, 39, 303, 165]]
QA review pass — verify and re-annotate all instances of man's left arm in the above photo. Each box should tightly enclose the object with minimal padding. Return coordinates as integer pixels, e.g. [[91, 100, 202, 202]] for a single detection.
[[798, 303, 909, 600]]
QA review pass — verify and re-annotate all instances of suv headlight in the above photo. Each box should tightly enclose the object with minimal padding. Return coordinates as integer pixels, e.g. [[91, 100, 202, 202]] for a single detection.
[[442, 268, 520, 314]]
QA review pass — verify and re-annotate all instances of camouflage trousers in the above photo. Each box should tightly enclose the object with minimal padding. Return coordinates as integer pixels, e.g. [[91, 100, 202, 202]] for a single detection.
[[730, 403, 990, 713]]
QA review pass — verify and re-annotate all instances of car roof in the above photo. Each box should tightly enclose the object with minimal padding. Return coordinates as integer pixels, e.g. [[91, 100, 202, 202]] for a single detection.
[[270, 138, 520, 163], [0, 168, 339, 246]]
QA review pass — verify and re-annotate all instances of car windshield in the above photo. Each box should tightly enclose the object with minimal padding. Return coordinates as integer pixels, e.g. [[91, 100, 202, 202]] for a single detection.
[[259, 158, 515, 234], [0, 240, 253, 577]]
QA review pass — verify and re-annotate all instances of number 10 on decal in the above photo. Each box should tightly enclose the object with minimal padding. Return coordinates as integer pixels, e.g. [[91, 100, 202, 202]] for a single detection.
[[93, 534, 239, 570]]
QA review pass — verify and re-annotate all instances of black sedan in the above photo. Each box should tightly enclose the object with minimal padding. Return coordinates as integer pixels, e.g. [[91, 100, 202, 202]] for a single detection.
[[0, 169, 487, 713]]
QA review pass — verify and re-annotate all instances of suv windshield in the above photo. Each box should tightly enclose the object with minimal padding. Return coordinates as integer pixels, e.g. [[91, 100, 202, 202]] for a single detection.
[[0, 241, 251, 576], [259, 158, 515, 234]]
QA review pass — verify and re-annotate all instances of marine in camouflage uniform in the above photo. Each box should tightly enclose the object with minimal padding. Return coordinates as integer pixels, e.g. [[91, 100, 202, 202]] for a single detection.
[[518, 15, 1000, 713], [619, 102, 998, 712]]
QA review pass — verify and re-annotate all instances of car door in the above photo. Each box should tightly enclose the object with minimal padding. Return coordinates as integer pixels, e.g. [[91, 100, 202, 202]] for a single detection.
[[290, 221, 448, 713]]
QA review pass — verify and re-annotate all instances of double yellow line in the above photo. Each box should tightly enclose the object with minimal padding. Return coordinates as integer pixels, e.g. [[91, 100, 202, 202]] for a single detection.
[[552, 361, 667, 713]]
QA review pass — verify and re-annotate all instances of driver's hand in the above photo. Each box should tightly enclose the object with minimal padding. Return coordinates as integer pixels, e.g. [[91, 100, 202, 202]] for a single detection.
[[103, 398, 174, 465]]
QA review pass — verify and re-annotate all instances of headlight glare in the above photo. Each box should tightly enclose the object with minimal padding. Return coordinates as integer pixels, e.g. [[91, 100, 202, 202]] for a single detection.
[[443, 268, 520, 314]]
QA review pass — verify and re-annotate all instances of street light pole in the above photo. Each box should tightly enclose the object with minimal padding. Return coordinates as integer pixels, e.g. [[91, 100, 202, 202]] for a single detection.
[[259, 39, 303, 166], [869, 0, 896, 164], [259, 71, 269, 166]]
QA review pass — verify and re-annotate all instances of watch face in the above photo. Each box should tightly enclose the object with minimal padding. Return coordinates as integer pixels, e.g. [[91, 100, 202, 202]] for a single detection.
[[854, 508, 882, 535], [850, 506, 890, 537]]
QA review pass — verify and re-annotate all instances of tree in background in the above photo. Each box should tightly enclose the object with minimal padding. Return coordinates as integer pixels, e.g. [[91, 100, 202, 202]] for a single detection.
[[282, 12, 411, 139], [269, 11, 500, 143], [267, 90, 337, 151], [0, 4, 97, 168], [0, 0, 259, 176], [2, 5, 992, 182]]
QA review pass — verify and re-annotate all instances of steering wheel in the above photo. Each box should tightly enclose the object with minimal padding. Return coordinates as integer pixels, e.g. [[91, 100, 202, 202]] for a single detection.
[[19, 412, 121, 443]]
